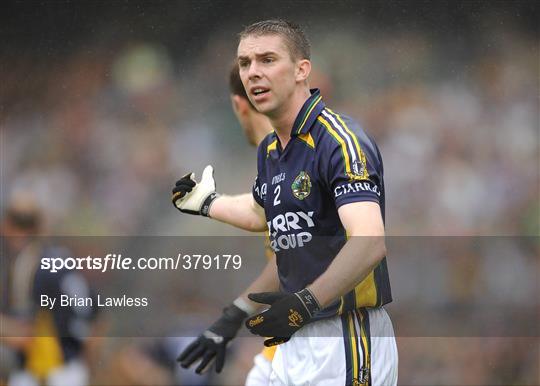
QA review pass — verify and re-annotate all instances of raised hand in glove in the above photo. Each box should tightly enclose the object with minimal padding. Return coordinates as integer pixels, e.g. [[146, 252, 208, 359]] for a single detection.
[[245, 289, 321, 347], [177, 303, 247, 374], [171, 165, 219, 216]]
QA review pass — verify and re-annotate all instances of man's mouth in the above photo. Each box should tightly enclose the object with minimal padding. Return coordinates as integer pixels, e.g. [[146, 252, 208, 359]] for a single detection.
[[251, 87, 270, 97]]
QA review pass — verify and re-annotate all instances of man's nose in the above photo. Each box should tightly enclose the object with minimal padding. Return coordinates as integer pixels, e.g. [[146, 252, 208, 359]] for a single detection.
[[248, 62, 262, 79]]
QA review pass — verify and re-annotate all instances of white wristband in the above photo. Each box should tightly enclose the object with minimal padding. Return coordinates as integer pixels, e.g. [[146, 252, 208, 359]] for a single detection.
[[233, 297, 257, 316]]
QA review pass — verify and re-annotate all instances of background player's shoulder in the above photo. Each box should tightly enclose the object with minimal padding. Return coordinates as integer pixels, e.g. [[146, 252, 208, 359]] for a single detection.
[[257, 131, 276, 153], [256, 132, 278, 163]]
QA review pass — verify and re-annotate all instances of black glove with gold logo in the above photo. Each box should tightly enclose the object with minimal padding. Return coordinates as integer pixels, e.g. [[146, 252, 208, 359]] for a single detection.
[[245, 289, 321, 347]]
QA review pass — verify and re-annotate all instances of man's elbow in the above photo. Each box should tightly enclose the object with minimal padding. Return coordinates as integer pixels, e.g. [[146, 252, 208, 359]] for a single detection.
[[376, 238, 387, 261], [368, 236, 386, 267], [247, 219, 267, 232]]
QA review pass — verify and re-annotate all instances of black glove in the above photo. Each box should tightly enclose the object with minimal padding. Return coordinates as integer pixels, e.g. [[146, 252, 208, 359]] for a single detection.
[[245, 289, 321, 347], [172, 165, 219, 216], [177, 303, 247, 373]]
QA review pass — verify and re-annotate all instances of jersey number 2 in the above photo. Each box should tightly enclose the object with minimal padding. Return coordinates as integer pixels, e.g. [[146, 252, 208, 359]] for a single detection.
[[273, 185, 281, 206]]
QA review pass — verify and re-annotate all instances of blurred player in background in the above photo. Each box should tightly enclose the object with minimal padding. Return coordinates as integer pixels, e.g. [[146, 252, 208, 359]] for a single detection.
[[0, 193, 98, 386], [230, 63, 281, 386], [173, 20, 398, 385], [177, 63, 277, 385], [229, 62, 275, 147]]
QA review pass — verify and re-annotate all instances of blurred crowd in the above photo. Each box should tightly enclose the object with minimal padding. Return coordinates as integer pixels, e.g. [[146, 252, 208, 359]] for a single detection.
[[2, 17, 537, 237], [1, 3, 538, 385]]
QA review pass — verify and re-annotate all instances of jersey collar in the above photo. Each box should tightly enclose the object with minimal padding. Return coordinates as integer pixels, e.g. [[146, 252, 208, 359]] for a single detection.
[[291, 89, 325, 137]]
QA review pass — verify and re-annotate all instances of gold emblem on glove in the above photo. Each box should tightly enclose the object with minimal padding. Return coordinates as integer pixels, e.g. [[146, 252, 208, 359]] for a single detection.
[[172, 191, 185, 201], [288, 309, 303, 327], [266, 339, 287, 347], [248, 315, 264, 327]]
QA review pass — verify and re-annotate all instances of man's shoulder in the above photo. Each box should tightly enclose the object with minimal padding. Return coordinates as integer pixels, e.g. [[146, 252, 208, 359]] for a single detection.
[[256, 132, 277, 157], [312, 108, 383, 179], [314, 108, 373, 151]]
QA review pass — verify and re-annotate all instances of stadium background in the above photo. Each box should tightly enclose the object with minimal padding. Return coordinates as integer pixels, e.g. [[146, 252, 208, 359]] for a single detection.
[[1, 1, 538, 385]]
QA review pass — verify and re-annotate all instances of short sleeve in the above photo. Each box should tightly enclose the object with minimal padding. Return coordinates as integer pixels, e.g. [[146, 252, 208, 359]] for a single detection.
[[252, 175, 266, 207], [323, 125, 383, 209], [251, 136, 270, 208]]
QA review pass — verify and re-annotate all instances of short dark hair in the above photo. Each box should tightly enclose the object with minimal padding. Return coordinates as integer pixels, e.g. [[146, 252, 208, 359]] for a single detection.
[[6, 208, 41, 231], [229, 62, 248, 99], [238, 19, 311, 60], [228, 62, 254, 109]]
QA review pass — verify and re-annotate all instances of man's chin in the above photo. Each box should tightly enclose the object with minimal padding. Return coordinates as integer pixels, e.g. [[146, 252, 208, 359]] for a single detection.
[[253, 104, 269, 114], [254, 102, 276, 117]]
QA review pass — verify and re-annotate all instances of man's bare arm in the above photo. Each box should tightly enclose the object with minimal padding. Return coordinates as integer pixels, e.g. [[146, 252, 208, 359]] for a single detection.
[[307, 201, 386, 308], [209, 194, 267, 232], [235, 254, 279, 313]]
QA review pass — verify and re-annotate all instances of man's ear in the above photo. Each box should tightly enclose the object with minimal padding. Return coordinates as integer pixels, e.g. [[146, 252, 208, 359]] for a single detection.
[[231, 95, 250, 116], [295, 59, 311, 82]]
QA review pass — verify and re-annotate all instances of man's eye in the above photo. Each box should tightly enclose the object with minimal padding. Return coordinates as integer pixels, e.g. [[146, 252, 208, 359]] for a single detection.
[[262, 57, 274, 64], [239, 61, 249, 68]]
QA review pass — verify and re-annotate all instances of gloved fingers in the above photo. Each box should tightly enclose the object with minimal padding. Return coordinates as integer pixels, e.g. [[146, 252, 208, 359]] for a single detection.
[[178, 341, 206, 368], [172, 184, 195, 205], [177, 339, 199, 362], [195, 351, 216, 374], [171, 191, 186, 204], [246, 313, 279, 336], [214, 346, 226, 373], [174, 179, 196, 189], [175, 173, 196, 187], [172, 184, 194, 195], [248, 291, 286, 305], [201, 165, 214, 185], [245, 311, 264, 333], [251, 325, 278, 337], [264, 337, 290, 347]]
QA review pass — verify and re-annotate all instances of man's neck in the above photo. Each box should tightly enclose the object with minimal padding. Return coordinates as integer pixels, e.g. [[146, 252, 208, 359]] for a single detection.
[[270, 87, 311, 149], [252, 115, 274, 146]]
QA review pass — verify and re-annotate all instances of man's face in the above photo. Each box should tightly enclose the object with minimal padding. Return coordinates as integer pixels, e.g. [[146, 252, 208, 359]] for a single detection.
[[237, 34, 298, 117]]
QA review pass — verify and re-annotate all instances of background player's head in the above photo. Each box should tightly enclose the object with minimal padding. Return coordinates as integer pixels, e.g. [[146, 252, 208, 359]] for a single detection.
[[1, 192, 43, 252], [229, 62, 273, 146], [237, 19, 312, 117], [2, 193, 42, 235]]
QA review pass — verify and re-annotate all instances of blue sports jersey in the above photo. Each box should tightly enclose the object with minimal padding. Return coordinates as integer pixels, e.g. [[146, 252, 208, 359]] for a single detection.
[[1, 243, 97, 378], [252, 89, 392, 316]]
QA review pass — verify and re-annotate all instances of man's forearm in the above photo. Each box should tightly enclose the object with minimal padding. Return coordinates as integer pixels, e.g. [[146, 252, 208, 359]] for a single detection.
[[209, 194, 267, 232], [307, 236, 386, 308], [237, 255, 279, 313]]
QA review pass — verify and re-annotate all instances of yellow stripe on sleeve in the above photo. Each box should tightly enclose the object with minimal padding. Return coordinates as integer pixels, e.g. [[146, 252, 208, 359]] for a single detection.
[[326, 108, 369, 180], [317, 115, 351, 176]]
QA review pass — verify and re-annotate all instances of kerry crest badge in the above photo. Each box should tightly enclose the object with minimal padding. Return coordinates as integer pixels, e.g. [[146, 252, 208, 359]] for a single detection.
[[291, 171, 312, 200]]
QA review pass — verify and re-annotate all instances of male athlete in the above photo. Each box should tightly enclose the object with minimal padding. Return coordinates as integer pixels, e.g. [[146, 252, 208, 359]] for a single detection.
[[0, 193, 98, 386], [176, 64, 277, 385], [172, 20, 398, 385]]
